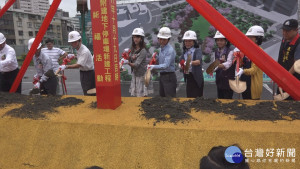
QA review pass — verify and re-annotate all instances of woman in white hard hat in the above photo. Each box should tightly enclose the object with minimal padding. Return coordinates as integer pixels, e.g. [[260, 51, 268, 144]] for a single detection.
[[124, 28, 153, 97], [0, 32, 22, 93], [28, 38, 57, 95], [236, 25, 264, 100], [147, 27, 177, 97], [179, 30, 204, 98], [59, 31, 95, 96], [213, 31, 235, 99]]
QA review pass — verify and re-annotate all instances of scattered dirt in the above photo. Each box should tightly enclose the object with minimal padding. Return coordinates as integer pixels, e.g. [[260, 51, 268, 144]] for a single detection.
[[90, 101, 124, 109], [186, 98, 300, 121], [85, 166, 103, 169], [186, 97, 222, 113], [140, 97, 300, 123], [90, 101, 97, 108], [0, 92, 84, 120], [140, 97, 192, 125]]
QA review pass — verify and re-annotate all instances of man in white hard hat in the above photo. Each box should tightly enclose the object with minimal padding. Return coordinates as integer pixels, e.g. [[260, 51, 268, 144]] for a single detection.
[[28, 38, 57, 95], [59, 31, 95, 95], [147, 27, 177, 97], [0, 32, 22, 93]]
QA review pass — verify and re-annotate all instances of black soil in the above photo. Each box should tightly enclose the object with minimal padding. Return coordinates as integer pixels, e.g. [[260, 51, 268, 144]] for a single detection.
[[0, 92, 84, 120], [90, 101, 97, 108], [186, 98, 300, 121], [140, 97, 192, 125], [90, 101, 123, 109], [140, 97, 300, 124]]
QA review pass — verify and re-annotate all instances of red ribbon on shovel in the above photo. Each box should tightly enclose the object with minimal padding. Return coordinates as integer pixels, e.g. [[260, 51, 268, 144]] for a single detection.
[[233, 51, 245, 73]]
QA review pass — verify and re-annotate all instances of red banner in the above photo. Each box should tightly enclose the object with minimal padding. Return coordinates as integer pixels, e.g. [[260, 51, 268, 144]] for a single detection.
[[91, 0, 121, 109]]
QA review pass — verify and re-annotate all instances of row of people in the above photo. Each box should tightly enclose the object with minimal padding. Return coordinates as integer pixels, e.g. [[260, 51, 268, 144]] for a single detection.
[[0, 31, 95, 96], [30, 31, 96, 96], [1, 18, 299, 99], [123, 19, 299, 100]]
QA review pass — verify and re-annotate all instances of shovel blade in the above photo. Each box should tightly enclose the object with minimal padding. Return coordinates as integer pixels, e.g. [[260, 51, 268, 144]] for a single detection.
[[29, 88, 40, 95], [184, 54, 192, 73], [274, 92, 290, 101], [144, 69, 151, 87], [87, 88, 96, 95], [229, 78, 247, 93], [206, 59, 220, 74]]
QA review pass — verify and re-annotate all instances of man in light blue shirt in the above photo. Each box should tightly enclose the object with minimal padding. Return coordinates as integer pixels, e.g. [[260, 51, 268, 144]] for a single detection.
[[148, 27, 177, 97]]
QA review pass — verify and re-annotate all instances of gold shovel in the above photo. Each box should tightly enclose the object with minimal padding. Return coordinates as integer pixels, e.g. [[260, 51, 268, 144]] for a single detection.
[[145, 52, 157, 87], [87, 88, 96, 95], [229, 76, 247, 93], [144, 69, 151, 87], [274, 87, 289, 101], [206, 59, 220, 74], [184, 53, 193, 73]]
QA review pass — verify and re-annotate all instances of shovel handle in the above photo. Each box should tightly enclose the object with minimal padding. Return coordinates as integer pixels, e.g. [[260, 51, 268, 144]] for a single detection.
[[55, 68, 61, 76], [279, 87, 284, 96]]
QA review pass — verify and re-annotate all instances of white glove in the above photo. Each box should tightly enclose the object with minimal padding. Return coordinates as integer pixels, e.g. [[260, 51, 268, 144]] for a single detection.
[[40, 75, 49, 83], [34, 74, 39, 79], [178, 63, 182, 69], [122, 58, 129, 64], [184, 61, 192, 66], [147, 65, 155, 70], [235, 68, 244, 78], [34, 82, 40, 89], [59, 65, 67, 71], [67, 54, 75, 59], [213, 67, 218, 72]]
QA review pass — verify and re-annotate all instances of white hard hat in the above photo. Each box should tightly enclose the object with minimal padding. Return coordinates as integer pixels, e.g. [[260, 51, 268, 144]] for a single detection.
[[157, 27, 172, 39], [214, 31, 226, 39], [233, 47, 240, 52], [246, 25, 264, 37], [28, 38, 42, 50], [182, 30, 197, 40], [68, 31, 81, 42], [132, 28, 145, 37], [0, 32, 6, 44]]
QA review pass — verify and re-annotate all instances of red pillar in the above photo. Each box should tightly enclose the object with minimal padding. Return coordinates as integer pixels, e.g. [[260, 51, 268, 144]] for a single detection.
[[9, 0, 62, 93], [90, 0, 121, 109], [0, 0, 16, 18], [187, 0, 300, 100]]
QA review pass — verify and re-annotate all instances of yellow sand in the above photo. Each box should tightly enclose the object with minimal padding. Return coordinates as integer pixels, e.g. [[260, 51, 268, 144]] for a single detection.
[[0, 96, 299, 169]]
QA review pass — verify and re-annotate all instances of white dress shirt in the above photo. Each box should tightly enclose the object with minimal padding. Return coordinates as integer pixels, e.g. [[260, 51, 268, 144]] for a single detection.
[[0, 44, 18, 72], [33, 50, 53, 81], [76, 44, 94, 71]]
